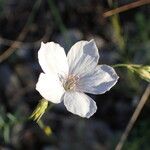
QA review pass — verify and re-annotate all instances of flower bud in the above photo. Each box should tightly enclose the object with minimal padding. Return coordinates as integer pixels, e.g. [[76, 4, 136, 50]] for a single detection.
[[137, 66, 150, 82], [30, 99, 48, 122]]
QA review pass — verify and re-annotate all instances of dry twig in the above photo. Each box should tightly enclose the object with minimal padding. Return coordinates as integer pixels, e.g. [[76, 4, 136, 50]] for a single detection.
[[0, 0, 42, 63], [115, 84, 150, 150], [103, 0, 150, 18], [0, 26, 51, 48]]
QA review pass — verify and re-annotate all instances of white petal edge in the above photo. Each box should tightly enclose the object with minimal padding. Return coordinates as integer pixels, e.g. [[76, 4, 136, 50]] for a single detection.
[[38, 42, 69, 77], [77, 65, 119, 94], [36, 73, 65, 103], [64, 91, 97, 118], [67, 39, 99, 77]]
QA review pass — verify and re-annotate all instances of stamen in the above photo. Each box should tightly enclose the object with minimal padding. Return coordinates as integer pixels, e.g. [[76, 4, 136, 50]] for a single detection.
[[64, 75, 79, 91]]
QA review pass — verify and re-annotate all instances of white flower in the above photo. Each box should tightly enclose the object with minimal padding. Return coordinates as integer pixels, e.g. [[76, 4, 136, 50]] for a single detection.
[[36, 40, 119, 118]]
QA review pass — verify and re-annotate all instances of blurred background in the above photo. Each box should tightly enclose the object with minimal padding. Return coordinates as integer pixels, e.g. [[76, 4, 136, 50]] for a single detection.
[[0, 0, 150, 150]]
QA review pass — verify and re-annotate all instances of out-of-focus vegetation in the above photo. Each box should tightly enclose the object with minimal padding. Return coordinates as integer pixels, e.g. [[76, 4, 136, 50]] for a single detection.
[[0, 0, 149, 149]]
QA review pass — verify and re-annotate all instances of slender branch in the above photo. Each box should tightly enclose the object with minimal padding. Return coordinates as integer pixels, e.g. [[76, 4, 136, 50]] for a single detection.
[[0, 0, 42, 63], [103, 0, 150, 18], [0, 26, 51, 47], [115, 84, 150, 150]]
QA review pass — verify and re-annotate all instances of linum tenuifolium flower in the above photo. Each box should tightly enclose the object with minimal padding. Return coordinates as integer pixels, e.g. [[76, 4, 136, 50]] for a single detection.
[[36, 40, 119, 118]]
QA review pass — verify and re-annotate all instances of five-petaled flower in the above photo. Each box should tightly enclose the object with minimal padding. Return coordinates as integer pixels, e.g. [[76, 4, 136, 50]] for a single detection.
[[36, 40, 119, 118]]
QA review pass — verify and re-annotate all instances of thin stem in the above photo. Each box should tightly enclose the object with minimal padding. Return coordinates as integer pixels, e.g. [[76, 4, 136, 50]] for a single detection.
[[115, 84, 150, 150], [47, 0, 66, 34], [47, 0, 71, 46], [47, 102, 55, 111], [112, 64, 143, 68], [112, 64, 130, 68], [0, 0, 42, 63], [37, 120, 52, 136], [103, 0, 150, 18]]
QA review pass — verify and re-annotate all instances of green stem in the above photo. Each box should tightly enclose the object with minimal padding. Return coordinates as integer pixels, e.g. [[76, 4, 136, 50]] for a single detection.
[[47, 0, 71, 46], [112, 64, 142, 68], [112, 64, 130, 68], [47, 102, 55, 111]]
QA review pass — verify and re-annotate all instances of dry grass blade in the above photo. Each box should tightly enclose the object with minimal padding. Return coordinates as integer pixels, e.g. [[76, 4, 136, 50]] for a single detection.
[[103, 0, 150, 18], [0, 28, 28, 63], [0, 0, 42, 63], [115, 84, 150, 150], [0, 26, 51, 47]]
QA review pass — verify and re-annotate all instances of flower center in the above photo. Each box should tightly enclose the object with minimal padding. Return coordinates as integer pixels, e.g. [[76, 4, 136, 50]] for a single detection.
[[64, 75, 79, 91]]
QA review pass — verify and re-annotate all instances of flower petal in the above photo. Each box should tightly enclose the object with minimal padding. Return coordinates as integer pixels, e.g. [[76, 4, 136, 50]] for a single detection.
[[77, 65, 119, 94], [36, 73, 65, 103], [64, 91, 97, 118], [67, 40, 99, 76], [38, 42, 69, 77]]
